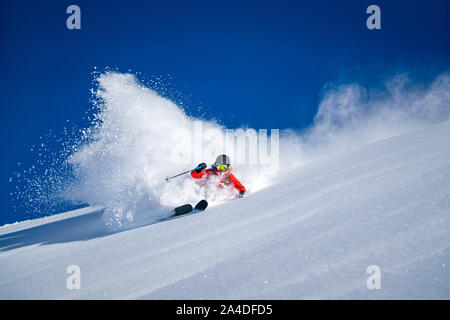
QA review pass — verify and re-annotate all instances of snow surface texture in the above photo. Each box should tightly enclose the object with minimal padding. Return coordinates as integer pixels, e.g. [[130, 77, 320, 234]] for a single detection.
[[1, 119, 449, 299]]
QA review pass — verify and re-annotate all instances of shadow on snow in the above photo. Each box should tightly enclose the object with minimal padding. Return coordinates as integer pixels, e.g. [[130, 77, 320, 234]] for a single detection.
[[0, 207, 197, 252]]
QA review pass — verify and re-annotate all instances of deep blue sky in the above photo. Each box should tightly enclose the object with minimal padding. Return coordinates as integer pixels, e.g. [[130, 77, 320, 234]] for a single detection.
[[1, 0, 449, 224]]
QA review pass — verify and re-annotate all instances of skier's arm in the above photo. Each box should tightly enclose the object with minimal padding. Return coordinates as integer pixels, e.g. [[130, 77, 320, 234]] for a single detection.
[[191, 163, 208, 179], [229, 173, 246, 193]]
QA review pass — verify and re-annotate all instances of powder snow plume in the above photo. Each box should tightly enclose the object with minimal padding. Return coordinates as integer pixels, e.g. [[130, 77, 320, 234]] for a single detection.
[[11, 71, 450, 228], [66, 72, 273, 228], [279, 72, 450, 167]]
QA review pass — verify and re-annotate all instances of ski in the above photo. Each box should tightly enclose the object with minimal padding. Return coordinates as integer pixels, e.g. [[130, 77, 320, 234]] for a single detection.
[[193, 199, 208, 212], [173, 204, 193, 216]]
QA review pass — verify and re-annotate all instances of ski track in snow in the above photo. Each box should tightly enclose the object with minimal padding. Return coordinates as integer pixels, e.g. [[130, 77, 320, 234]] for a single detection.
[[1, 120, 450, 299]]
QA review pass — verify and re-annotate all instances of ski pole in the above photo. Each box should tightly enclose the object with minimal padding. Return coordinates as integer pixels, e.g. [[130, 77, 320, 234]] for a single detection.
[[165, 166, 203, 182]]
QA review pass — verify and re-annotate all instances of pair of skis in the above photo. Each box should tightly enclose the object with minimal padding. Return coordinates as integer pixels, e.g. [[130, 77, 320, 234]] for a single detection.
[[158, 200, 208, 223], [165, 168, 209, 218], [172, 199, 208, 217]]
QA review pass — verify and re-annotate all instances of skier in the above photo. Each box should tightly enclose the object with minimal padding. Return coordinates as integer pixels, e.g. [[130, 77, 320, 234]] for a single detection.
[[191, 154, 246, 198]]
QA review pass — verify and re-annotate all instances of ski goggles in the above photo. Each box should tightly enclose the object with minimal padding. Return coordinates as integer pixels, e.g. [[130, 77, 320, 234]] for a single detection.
[[215, 164, 229, 171]]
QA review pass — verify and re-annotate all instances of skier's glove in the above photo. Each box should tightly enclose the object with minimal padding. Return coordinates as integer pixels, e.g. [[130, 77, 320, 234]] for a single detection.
[[195, 163, 207, 173], [238, 190, 245, 198]]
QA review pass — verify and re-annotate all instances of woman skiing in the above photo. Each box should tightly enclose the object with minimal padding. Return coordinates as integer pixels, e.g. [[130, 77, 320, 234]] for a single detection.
[[191, 154, 246, 198]]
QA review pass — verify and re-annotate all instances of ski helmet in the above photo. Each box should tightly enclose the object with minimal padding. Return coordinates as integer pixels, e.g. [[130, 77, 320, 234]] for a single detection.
[[215, 154, 231, 166]]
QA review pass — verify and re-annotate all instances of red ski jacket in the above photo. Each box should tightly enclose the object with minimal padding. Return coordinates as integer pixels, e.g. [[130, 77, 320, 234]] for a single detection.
[[191, 168, 246, 193]]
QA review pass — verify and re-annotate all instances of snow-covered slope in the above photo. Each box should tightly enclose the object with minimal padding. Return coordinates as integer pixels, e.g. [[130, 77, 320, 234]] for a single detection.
[[1, 120, 449, 299]]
